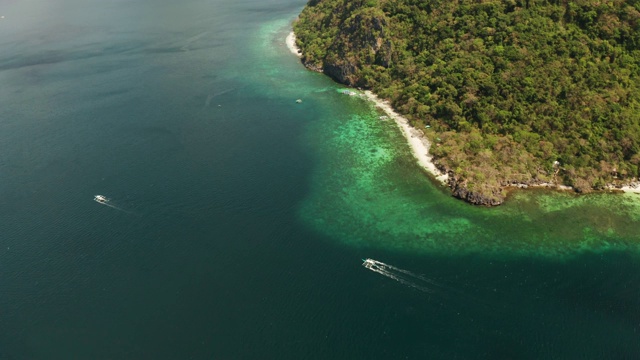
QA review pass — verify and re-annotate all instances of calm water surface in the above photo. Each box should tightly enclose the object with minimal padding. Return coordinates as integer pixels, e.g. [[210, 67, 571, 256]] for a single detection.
[[1, 0, 639, 358]]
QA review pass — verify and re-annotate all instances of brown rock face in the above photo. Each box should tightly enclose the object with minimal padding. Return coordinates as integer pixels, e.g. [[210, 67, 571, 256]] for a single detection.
[[323, 62, 359, 85], [450, 180, 505, 206], [318, 10, 392, 87]]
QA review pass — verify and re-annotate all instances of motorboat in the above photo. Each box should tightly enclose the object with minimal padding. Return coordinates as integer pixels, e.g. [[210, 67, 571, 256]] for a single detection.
[[362, 258, 375, 268], [94, 195, 108, 203]]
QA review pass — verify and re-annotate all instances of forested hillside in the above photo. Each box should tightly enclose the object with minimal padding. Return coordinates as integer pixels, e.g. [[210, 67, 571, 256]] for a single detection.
[[293, 0, 640, 204]]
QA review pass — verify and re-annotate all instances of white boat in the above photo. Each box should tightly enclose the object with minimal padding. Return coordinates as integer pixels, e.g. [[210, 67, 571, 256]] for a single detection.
[[362, 258, 375, 268], [94, 195, 108, 203]]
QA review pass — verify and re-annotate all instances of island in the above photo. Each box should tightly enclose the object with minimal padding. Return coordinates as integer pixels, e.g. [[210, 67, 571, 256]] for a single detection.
[[292, 0, 640, 205]]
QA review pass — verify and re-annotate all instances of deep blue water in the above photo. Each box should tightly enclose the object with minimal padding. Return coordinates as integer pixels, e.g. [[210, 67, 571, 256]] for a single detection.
[[1, 0, 639, 359]]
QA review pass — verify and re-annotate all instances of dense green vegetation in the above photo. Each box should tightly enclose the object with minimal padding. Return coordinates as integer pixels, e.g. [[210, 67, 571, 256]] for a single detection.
[[294, 0, 640, 204]]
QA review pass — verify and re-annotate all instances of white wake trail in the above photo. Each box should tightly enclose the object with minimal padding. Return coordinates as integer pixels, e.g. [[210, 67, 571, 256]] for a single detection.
[[362, 258, 482, 305], [362, 259, 436, 293], [94, 195, 133, 214]]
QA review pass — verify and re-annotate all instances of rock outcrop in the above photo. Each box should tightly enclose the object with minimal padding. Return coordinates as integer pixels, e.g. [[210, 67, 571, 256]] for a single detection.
[[449, 178, 505, 206], [299, 5, 392, 87], [293, 0, 640, 205]]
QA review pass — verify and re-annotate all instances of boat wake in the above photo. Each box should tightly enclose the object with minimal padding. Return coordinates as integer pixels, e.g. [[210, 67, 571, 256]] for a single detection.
[[362, 258, 443, 293], [94, 195, 131, 213], [362, 258, 480, 299], [362, 259, 496, 316]]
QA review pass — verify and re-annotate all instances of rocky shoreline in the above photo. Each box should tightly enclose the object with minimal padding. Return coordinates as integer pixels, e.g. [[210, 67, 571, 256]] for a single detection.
[[285, 31, 640, 206]]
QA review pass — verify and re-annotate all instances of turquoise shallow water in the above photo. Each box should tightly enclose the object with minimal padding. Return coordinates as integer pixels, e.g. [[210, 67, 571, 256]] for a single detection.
[[296, 81, 640, 259], [1, 0, 639, 358]]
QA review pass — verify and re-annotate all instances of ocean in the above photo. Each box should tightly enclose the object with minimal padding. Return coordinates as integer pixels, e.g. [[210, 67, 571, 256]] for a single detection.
[[1, 0, 639, 358]]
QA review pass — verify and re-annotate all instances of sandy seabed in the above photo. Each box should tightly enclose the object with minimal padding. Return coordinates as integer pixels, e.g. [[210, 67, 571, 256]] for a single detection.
[[285, 32, 446, 183], [362, 91, 449, 184], [285, 31, 640, 194]]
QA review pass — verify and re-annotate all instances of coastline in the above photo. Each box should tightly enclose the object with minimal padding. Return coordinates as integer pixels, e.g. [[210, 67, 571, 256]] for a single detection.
[[286, 31, 640, 198], [615, 184, 640, 194], [363, 91, 449, 184], [286, 31, 302, 58], [286, 31, 447, 184]]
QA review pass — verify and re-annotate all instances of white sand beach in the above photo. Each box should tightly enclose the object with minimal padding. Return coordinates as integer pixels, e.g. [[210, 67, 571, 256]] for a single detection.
[[286, 31, 446, 184], [615, 184, 640, 194], [286, 31, 302, 58], [285, 31, 640, 196], [363, 91, 449, 184]]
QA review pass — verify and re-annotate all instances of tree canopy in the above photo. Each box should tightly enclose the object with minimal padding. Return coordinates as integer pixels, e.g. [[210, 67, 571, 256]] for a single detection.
[[294, 0, 640, 204]]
